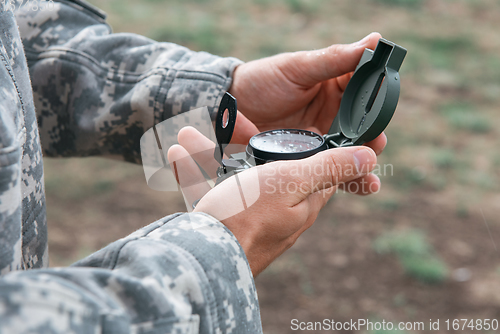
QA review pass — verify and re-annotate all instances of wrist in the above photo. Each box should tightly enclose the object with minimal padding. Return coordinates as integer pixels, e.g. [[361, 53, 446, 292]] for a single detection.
[[228, 64, 242, 100], [227, 219, 294, 277]]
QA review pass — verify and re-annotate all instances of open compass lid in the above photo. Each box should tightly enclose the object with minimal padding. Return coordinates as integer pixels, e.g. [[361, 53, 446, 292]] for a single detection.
[[326, 38, 407, 148]]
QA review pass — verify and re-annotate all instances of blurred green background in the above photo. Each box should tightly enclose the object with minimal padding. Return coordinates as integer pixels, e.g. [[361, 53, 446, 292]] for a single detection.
[[45, 0, 500, 333]]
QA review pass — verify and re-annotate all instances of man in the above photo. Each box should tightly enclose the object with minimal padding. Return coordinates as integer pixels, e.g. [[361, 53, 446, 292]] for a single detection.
[[0, 0, 386, 332]]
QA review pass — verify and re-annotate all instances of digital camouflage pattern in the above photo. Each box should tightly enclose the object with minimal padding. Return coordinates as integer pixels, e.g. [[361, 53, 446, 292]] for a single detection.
[[0, 0, 262, 332], [16, 0, 242, 163], [0, 4, 47, 274], [0, 212, 261, 334]]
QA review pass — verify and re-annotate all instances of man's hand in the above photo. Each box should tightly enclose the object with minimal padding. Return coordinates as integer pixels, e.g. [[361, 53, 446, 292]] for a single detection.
[[229, 32, 387, 153], [193, 146, 378, 276], [168, 127, 379, 276]]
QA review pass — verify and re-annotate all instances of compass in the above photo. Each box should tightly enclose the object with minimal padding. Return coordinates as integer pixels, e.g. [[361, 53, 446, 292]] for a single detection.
[[214, 38, 407, 182]]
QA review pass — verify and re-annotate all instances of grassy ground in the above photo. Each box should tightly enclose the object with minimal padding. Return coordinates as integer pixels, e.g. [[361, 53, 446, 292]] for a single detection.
[[45, 0, 500, 332]]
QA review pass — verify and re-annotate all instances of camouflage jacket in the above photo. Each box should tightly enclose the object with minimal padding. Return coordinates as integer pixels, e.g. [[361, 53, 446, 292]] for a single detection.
[[0, 1, 262, 333]]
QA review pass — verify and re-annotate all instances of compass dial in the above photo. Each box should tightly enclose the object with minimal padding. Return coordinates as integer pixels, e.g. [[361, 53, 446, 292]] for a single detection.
[[250, 130, 323, 153], [247, 129, 326, 164]]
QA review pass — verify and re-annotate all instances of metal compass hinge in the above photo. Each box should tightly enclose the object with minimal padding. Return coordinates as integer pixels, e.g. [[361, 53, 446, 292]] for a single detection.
[[324, 133, 354, 149]]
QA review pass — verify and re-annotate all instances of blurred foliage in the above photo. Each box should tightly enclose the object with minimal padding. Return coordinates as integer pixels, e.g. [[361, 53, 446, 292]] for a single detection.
[[364, 317, 410, 334], [373, 0, 424, 7], [455, 202, 469, 218], [386, 165, 426, 191], [374, 229, 431, 257], [44, 158, 138, 201], [370, 329, 408, 334], [379, 198, 401, 212], [432, 149, 457, 169], [374, 229, 449, 283], [151, 18, 231, 55], [439, 102, 492, 134], [400, 256, 449, 283], [283, 0, 321, 13]]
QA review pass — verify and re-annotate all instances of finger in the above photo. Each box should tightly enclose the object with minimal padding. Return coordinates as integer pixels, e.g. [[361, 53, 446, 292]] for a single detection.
[[304, 184, 336, 215], [338, 173, 381, 196], [289, 173, 376, 244], [231, 111, 260, 145], [305, 78, 344, 134], [177, 126, 220, 179], [305, 126, 321, 134], [278, 32, 382, 88], [363, 132, 387, 156], [289, 186, 337, 240], [167, 144, 212, 207], [336, 71, 354, 93], [272, 146, 377, 204]]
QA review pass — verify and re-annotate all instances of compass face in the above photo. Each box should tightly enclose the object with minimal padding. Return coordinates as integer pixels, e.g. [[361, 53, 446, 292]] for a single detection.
[[247, 129, 326, 164], [250, 130, 323, 153]]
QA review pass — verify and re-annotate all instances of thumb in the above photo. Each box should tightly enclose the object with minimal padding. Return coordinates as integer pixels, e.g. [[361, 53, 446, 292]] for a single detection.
[[276, 146, 377, 203], [277, 32, 382, 88]]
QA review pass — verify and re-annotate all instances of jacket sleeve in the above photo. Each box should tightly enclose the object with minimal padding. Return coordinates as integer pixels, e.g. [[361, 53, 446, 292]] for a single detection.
[[15, 0, 243, 163], [0, 212, 263, 334]]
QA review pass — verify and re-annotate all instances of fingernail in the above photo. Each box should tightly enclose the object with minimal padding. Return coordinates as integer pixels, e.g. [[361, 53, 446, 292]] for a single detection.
[[353, 148, 374, 174]]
